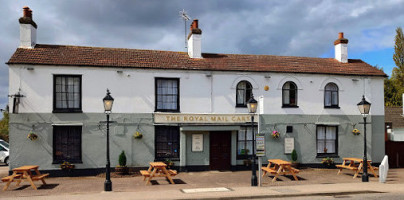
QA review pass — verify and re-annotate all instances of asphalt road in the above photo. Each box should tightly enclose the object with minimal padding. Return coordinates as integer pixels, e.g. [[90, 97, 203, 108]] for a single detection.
[[262, 192, 404, 200]]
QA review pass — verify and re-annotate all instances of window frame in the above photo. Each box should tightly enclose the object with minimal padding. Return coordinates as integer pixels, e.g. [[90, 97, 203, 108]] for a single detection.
[[236, 125, 257, 160], [155, 78, 180, 112], [324, 82, 340, 109], [53, 75, 82, 113], [52, 125, 82, 164], [282, 81, 298, 108], [236, 81, 253, 108], [316, 125, 339, 158], [154, 126, 180, 161]]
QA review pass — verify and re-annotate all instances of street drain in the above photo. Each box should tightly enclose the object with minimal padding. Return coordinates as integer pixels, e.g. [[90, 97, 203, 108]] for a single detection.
[[181, 187, 232, 193]]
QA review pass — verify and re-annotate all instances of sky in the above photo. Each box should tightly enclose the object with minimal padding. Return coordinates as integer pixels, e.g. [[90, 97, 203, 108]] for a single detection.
[[1, 0, 404, 117]]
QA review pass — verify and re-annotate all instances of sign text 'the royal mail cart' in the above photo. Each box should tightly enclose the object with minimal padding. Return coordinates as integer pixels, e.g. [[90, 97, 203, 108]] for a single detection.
[[154, 113, 258, 124]]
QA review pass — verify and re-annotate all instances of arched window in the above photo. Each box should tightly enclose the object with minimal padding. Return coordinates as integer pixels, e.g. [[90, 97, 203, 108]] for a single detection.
[[236, 81, 252, 107], [282, 81, 298, 107], [324, 83, 339, 108]]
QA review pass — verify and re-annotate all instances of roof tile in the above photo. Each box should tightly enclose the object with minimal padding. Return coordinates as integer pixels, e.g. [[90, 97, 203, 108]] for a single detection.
[[7, 44, 387, 77]]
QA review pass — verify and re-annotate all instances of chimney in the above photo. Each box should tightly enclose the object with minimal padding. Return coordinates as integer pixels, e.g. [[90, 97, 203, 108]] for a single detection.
[[334, 32, 348, 63], [19, 6, 37, 48], [187, 19, 202, 58]]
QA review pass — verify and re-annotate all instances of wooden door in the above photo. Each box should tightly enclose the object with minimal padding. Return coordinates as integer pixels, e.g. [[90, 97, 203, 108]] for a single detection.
[[210, 131, 231, 170]]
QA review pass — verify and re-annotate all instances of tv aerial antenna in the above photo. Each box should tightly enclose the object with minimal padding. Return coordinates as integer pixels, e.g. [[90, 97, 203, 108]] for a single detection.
[[179, 9, 190, 49]]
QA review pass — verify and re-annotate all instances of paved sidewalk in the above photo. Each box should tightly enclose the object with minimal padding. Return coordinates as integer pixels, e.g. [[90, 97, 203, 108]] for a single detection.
[[2, 182, 404, 200], [1, 168, 403, 199]]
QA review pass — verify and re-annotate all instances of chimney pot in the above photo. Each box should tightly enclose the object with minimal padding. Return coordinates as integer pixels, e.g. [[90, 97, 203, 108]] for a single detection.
[[190, 19, 198, 31], [23, 6, 30, 18], [339, 32, 344, 39], [28, 9, 32, 19]]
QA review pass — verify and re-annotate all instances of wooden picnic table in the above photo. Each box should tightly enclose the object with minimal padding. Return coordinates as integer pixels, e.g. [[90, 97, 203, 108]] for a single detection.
[[261, 159, 300, 182], [1, 165, 49, 191], [140, 162, 177, 185], [336, 157, 378, 178]]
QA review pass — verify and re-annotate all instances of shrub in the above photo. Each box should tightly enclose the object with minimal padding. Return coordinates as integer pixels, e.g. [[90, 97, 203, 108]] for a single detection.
[[119, 151, 127, 167], [291, 149, 298, 162]]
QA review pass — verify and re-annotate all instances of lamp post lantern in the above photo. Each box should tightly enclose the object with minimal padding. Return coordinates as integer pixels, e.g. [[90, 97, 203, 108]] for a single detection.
[[103, 89, 114, 191], [357, 95, 371, 182], [247, 95, 258, 186]]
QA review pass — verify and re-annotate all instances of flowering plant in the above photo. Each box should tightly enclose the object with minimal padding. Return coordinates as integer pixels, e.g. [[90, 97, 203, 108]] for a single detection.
[[352, 129, 360, 136], [133, 131, 143, 139], [271, 131, 280, 139], [321, 157, 335, 166], [27, 131, 38, 141], [60, 161, 75, 170]]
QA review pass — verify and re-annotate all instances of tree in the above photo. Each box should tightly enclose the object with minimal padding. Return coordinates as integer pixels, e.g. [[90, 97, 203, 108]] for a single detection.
[[385, 27, 404, 106], [0, 105, 9, 142], [392, 27, 404, 87]]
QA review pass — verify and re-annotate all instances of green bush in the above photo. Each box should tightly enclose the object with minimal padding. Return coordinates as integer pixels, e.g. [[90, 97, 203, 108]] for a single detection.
[[291, 149, 298, 162], [119, 151, 127, 167]]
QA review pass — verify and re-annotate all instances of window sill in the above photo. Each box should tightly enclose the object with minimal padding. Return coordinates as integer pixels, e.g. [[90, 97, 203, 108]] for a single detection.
[[53, 110, 83, 113], [235, 105, 247, 108], [52, 161, 83, 164], [324, 106, 340, 109], [236, 155, 253, 160], [154, 110, 180, 113], [282, 105, 299, 108], [316, 155, 339, 158], [155, 158, 180, 162]]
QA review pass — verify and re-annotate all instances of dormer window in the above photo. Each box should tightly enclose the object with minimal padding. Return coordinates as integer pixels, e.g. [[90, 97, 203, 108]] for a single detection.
[[236, 81, 252, 107]]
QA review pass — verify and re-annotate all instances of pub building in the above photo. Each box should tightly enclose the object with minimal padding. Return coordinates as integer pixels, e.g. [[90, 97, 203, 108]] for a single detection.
[[7, 7, 386, 174]]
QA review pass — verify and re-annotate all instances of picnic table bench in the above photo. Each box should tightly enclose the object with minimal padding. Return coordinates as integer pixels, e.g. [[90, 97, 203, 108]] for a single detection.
[[141, 162, 177, 185], [262, 159, 300, 182], [2, 165, 49, 191], [337, 158, 378, 178]]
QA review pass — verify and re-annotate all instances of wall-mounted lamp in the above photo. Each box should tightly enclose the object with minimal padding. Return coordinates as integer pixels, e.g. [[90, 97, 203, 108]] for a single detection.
[[264, 74, 271, 79], [352, 79, 359, 82], [116, 71, 123, 74], [205, 72, 212, 77], [27, 67, 34, 71]]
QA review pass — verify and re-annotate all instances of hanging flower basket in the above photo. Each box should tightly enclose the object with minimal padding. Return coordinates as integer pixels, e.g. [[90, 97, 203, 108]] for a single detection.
[[133, 131, 143, 139], [271, 131, 280, 139], [352, 129, 360, 136], [27, 131, 38, 141]]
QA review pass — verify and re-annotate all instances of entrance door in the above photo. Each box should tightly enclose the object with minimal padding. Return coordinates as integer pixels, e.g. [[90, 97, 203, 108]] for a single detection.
[[210, 131, 231, 170]]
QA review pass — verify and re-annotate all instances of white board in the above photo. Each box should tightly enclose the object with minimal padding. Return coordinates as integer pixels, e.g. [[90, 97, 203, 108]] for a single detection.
[[284, 138, 294, 154], [192, 134, 203, 152]]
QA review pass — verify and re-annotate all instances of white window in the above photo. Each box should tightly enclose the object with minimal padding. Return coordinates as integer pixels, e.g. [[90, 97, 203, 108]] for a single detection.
[[324, 83, 339, 108], [155, 78, 179, 112], [236, 81, 252, 107], [317, 126, 338, 156], [282, 81, 298, 107]]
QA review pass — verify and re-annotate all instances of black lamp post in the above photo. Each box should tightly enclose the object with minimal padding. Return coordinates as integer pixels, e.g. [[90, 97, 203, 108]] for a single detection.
[[103, 89, 114, 191], [247, 95, 258, 186], [357, 95, 371, 182]]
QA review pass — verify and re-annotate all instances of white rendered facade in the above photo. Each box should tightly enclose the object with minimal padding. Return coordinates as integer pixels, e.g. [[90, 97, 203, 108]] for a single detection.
[[8, 64, 384, 116]]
